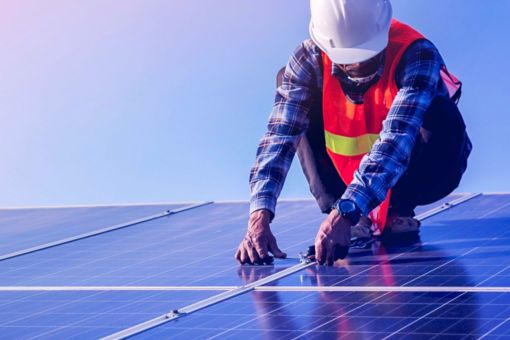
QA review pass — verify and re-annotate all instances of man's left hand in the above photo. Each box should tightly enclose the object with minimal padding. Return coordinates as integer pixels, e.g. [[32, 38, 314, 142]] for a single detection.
[[314, 209, 352, 265]]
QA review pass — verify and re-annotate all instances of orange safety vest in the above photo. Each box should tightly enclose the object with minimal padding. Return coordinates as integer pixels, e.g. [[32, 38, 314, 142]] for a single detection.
[[322, 19, 425, 232]]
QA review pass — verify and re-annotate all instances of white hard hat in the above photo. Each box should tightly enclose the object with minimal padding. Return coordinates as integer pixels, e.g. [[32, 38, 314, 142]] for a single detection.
[[309, 0, 393, 65]]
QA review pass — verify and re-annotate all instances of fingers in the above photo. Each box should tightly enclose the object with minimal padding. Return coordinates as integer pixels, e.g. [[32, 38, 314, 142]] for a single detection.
[[239, 246, 250, 264], [327, 254, 334, 266], [236, 219, 286, 265], [235, 248, 242, 263], [325, 242, 334, 266], [236, 235, 274, 265], [253, 240, 274, 264], [333, 244, 349, 260], [251, 235, 274, 264], [246, 241, 262, 265], [316, 237, 347, 266], [314, 213, 353, 266], [268, 236, 287, 259], [253, 238, 270, 260], [315, 239, 327, 265], [263, 255, 274, 265], [235, 245, 250, 265], [317, 243, 349, 266]]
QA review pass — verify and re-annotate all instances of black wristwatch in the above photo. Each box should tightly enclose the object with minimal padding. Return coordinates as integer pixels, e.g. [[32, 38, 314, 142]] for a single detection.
[[334, 199, 361, 226]]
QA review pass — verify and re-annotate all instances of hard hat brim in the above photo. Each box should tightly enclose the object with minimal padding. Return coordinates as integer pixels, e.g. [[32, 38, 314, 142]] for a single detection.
[[310, 21, 390, 65]]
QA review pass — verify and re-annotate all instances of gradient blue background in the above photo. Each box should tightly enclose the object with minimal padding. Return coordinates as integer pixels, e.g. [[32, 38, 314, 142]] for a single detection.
[[1, 1, 508, 207]]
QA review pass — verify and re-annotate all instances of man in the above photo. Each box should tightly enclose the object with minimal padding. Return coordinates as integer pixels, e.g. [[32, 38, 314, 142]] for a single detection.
[[235, 0, 471, 266]]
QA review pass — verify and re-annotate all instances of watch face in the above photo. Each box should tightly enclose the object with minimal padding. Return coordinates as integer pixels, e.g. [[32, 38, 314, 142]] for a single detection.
[[339, 200, 356, 214], [338, 199, 361, 225]]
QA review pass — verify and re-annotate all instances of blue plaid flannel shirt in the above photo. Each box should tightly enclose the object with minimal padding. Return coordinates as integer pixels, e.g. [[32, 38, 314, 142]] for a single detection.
[[249, 39, 449, 217]]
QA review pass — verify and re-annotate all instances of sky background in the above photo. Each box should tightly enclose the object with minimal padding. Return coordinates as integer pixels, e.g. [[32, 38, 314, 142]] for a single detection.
[[1, 0, 509, 207]]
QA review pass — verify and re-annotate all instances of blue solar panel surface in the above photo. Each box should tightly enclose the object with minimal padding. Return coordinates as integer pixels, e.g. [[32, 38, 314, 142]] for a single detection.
[[1, 194, 510, 339], [131, 194, 510, 339], [0, 201, 320, 287], [136, 291, 510, 339], [0, 203, 188, 255], [268, 194, 510, 288], [0, 290, 216, 339]]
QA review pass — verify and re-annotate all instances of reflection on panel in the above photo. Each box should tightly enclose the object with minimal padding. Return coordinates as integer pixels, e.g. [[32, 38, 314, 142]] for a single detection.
[[135, 290, 510, 339]]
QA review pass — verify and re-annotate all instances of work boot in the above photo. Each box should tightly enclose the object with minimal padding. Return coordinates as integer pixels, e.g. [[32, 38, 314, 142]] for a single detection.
[[381, 214, 421, 246], [351, 216, 373, 239], [384, 214, 421, 235]]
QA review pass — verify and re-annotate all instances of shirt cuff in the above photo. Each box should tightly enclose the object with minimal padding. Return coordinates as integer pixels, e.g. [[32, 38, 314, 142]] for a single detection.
[[341, 184, 375, 216], [250, 196, 277, 222]]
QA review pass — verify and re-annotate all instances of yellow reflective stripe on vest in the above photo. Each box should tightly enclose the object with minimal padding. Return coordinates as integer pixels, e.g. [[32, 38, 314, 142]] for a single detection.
[[324, 131, 380, 156]]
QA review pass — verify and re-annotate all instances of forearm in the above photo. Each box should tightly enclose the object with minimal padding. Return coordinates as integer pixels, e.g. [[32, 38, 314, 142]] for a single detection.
[[249, 40, 321, 218], [249, 134, 301, 217]]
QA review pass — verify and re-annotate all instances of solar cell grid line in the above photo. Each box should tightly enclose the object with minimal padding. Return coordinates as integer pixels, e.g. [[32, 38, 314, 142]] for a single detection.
[[100, 194, 478, 339], [0, 286, 237, 292], [4, 285, 510, 293], [0, 201, 212, 263], [479, 315, 510, 339], [254, 286, 510, 293]]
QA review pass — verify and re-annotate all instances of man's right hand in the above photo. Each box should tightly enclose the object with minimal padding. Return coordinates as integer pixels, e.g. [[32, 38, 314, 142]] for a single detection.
[[235, 209, 287, 265]]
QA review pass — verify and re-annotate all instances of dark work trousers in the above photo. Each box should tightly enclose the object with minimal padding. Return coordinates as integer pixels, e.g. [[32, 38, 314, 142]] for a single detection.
[[295, 95, 472, 217]]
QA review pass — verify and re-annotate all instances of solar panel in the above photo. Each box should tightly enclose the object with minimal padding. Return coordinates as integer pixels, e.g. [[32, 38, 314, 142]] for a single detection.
[[1, 194, 509, 338], [107, 194, 510, 338]]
